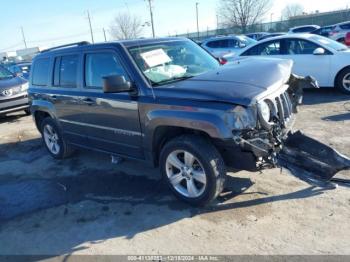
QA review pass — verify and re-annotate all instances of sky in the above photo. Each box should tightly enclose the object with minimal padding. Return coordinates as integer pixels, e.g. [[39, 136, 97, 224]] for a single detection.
[[1, 0, 349, 52]]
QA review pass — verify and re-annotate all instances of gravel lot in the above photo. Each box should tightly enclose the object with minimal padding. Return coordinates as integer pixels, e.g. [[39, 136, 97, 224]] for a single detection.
[[0, 89, 349, 256]]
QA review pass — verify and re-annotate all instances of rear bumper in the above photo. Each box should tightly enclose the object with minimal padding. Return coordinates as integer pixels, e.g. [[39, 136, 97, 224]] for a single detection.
[[0, 95, 29, 115]]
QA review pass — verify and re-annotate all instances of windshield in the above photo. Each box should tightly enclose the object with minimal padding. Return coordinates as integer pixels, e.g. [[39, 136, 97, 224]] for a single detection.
[[0, 66, 14, 80], [128, 40, 220, 86], [311, 35, 348, 51]]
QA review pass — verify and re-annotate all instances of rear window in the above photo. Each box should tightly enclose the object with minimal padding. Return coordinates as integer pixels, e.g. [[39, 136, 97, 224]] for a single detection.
[[206, 40, 229, 48], [32, 58, 50, 86], [293, 27, 316, 33]]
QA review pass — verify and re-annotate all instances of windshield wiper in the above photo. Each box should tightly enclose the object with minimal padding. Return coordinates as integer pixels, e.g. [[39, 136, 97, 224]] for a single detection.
[[152, 75, 194, 87]]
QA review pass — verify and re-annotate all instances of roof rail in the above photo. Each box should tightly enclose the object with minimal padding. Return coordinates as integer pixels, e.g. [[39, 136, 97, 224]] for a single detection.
[[41, 41, 90, 53]]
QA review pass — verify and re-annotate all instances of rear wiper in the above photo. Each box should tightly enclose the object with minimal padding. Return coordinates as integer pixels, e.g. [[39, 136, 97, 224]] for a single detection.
[[153, 75, 194, 87]]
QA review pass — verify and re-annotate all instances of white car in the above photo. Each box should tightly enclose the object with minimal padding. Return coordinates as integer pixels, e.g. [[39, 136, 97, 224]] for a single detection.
[[201, 35, 256, 58], [235, 34, 350, 94]]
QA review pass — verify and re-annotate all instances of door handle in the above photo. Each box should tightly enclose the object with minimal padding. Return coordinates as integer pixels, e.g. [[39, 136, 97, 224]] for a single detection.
[[81, 98, 95, 105]]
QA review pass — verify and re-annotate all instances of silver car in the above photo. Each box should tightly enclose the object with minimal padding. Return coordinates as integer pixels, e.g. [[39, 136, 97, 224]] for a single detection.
[[201, 35, 257, 58]]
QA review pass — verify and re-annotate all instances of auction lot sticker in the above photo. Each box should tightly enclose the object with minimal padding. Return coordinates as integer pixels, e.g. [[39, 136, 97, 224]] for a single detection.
[[141, 49, 172, 67]]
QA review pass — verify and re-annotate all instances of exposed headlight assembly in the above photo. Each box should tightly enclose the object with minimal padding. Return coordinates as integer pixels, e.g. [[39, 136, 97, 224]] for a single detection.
[[258, 101, 273, 130], [226, 105, 257, 130]]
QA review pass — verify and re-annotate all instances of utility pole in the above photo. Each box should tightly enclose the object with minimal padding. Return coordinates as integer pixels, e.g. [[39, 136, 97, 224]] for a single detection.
[[20, 26, 27, 49], [103, 28, 107, 42], [87, 10, 95, 43], [196, 2, 200, 39], [146, 0, 155, 38]]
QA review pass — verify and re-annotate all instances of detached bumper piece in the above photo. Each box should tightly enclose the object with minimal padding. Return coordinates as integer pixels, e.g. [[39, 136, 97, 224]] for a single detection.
[[278, 131, 350, 187]]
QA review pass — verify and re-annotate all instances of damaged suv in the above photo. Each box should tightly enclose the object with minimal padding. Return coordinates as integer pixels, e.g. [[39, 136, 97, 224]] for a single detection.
[[29, 38, 350, 206]]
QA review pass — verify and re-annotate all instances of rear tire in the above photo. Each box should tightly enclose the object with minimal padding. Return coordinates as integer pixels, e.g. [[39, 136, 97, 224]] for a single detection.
[[159, 135, 226, 206], [336, 68, 350, 94], [40, 118, 74, 159]]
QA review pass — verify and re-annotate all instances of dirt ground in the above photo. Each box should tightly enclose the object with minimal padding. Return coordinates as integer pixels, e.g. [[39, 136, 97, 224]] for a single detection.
[[0, 89, 349, 256]]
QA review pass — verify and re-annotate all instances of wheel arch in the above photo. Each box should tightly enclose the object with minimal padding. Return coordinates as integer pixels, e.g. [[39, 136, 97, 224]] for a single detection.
[[334, 65, 350, 88], [150, 125, 215, 167]]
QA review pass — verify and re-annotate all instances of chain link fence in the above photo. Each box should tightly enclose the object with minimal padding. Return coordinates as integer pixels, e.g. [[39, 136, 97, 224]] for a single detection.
[[179, 8, 350, 41]]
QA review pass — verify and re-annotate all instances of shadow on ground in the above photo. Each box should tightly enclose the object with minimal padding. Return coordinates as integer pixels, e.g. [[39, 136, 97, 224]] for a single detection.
[[0, 89, 347, 256], [303, 89, 350, 105]]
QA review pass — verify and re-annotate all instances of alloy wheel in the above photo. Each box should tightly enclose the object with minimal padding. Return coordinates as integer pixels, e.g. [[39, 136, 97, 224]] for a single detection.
[[43, 124, 60, 155], [165, 150, 207, 198]]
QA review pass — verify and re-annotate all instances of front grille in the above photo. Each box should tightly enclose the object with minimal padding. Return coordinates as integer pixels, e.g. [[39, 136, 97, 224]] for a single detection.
[[265, 90, 293, 128]]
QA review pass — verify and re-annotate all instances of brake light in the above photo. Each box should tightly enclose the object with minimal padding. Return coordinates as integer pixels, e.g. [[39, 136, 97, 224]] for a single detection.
[[219, 57, 227, 65], [345, 32, 350, 46]]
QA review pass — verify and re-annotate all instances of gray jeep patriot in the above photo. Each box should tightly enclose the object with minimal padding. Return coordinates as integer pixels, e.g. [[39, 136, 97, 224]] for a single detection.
[[29, 38, 350, 206]]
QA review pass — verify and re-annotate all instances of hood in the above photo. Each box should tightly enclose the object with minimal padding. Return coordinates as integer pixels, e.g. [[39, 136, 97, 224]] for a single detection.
[[154, 57, 293, 106], [0, 76, 27, 90]]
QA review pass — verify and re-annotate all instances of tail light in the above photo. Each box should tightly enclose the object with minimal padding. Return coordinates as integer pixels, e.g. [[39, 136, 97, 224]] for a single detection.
[[345, 32, 350, 46], [218, 57, 228, 65]]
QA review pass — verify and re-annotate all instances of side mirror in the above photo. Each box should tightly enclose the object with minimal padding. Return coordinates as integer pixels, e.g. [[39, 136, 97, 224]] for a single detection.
[[239, 43, 247, 48], [313, 47, 325, 55], [103, 75, 133, 93]]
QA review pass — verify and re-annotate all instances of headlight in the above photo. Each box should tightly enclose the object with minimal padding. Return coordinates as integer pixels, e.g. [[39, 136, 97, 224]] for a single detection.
[[20, 82, 29, 92], [258, 101, 271, 123], [226, 106, 257, 130]]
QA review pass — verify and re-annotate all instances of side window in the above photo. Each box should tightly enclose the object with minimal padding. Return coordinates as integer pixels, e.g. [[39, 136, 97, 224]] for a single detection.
[[227, 39, 238, 48], [52, 55, 79, 87], [206, 41, 218, 48], [241, 45, 259, 56], [258, 40, 281, 55], [60, 55, 78, 87], [32, 58, 50, 86], [285, 39, 319, 55], [85, 52, 128, 89]]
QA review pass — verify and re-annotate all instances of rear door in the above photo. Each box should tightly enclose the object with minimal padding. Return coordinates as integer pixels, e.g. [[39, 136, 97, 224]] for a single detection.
[[79, 49, 143, 158], [50, 53, 90, 145]]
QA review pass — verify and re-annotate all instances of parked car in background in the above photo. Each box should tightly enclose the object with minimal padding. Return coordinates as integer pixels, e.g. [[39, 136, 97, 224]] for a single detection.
[[236, 34, 350, 93], [328, 21, 350, 43], [245, 32, 269, 40], [311, 25, 336, 38], [258, 33, 286, 41], [201, 35, 257, 58], [5, 62, 32, 80], [0, 65, 30, 116], [288, 25, 320, 34]]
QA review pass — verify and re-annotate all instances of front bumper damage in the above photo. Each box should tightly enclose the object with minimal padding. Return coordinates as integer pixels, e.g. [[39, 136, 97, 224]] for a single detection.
[[237, 74, 350, 187]]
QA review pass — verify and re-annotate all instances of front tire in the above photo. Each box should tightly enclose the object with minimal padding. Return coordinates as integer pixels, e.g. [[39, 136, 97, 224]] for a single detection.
[[336, 68, 350, 94], [24, 108, 31, 115], [159, 135, 226, 206], [40, 118, 74, 159]]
